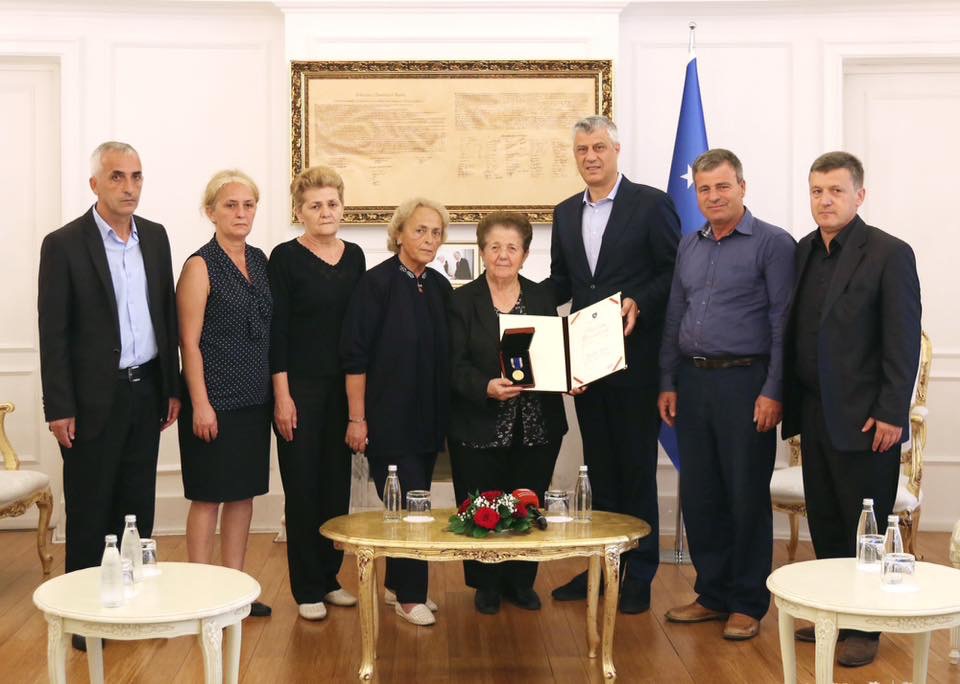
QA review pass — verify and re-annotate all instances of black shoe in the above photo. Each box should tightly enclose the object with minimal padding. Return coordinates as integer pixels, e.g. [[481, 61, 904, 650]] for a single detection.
[[250, 601, 272, 617], [71, 634, 87, 652], [474, 589, 501, 615], [502, 585, 541, 611], [618, 584, 650, 614], [552, 571, 601, 601]]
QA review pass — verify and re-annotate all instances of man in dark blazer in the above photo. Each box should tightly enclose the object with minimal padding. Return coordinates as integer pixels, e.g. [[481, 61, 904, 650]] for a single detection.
[[547, 115, 681, 613], [783, 151, 921, 667], [38, 142, 180, 591]]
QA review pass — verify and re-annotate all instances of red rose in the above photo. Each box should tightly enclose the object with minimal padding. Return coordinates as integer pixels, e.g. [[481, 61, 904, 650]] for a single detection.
[[513, 502, 529, 519], [481, 490, 503, 501], [473, 507, 500, 530], [458, 497, 472, 514]]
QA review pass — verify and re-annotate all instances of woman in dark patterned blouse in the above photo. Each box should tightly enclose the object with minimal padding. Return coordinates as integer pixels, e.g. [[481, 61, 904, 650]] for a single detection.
[[448, 211, 569, 615], [177, 170, 273, 616], [269, 166, 365, 621]]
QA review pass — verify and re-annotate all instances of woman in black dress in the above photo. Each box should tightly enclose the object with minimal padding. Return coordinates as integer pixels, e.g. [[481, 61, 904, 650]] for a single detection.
[[448, 211, 568, 615], [269, 166, 365, 621], [340, 197, 452, 626], [177, 169, 272, 616]]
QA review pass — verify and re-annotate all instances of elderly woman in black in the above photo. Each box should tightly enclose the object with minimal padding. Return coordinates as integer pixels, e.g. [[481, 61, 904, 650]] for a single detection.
[[269, 166, 365, 621], [448, 211, 568, 615], [340, 197, 451, 626]]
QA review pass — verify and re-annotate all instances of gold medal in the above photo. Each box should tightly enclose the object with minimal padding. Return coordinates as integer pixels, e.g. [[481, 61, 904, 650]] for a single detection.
[[511, 369, 525, 382]]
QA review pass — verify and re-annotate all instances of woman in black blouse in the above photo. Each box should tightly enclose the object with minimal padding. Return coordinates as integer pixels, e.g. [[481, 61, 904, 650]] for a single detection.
[[177, 169, 272, 616], [448, 211, 568, 615], [269, 166, 365, 621], [340, 198, 452, 626]]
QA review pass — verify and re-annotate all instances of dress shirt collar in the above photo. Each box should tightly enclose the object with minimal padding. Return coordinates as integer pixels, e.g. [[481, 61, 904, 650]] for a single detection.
[[813, 214, 855, 252], [92, 205, 138, 243], [698, 207, 754, 240], [582, 172, 623, 206]]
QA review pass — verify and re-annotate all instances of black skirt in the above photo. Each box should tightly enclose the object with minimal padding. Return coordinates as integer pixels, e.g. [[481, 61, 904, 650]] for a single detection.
[[178, 400, 271, 503]]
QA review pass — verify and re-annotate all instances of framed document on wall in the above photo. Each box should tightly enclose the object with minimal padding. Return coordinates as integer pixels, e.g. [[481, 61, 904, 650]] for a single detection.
[[291, 60, 613, 224]]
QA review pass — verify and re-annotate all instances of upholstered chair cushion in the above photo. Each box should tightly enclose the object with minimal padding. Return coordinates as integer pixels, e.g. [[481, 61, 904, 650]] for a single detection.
[[0, 469, 50, 507]]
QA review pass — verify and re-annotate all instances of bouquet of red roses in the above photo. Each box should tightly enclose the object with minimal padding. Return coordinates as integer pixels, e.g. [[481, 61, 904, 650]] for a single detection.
[[447, 489, 539, 537]]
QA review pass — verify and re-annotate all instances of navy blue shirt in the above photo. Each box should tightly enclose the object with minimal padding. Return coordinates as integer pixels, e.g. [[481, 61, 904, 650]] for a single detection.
[[659, 208, 796, 400]]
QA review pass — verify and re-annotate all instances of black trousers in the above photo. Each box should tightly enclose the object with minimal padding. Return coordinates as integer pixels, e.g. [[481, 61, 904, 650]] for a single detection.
[[675, 362, 776, 620], [574, 382, 660, 591], [61, 374, 162, 572], [800, 392, 901, 560], [276, 376, 352, 604], [449, 436, 560, 592], [367, 450, 437, 604]]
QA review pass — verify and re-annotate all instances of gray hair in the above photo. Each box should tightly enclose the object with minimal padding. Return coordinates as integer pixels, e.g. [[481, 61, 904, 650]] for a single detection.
[[90, 141, 139, 177], [692, 148, 744, 183], [572, 115, 620, 145], [386, 197, 450, 254]]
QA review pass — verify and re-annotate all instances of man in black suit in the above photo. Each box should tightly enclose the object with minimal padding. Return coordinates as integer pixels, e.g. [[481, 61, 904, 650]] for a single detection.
[[548, 115, 681, 613], [38, 142, 180, 589], [783, 151, 921, 667]]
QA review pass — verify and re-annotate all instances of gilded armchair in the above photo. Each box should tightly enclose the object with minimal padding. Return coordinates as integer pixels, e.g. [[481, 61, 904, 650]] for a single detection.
[[0, 402, 54, 573], [769, 331, 931, 562]]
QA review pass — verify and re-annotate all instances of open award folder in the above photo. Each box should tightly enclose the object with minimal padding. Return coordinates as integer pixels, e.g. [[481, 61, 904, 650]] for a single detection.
[[498, 292, 627, 392]]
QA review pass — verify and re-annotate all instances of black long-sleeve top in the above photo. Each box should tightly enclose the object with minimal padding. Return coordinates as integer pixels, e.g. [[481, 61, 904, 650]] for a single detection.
[[268, 239, 365, 381], [340, 255, 452, 457]]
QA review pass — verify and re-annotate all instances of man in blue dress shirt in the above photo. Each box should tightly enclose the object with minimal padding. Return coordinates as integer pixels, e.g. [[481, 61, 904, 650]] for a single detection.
[[38, 143, 181, 652], [658, 149, 795, 640]]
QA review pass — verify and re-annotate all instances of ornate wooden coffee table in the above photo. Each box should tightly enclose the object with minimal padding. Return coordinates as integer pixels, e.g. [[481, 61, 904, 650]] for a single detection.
[[33, 562, 260, 683], [322, 509, 650, 681], [767, 557, 960, 683]]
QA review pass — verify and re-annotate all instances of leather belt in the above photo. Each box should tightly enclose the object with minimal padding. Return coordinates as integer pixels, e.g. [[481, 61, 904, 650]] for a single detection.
[[689, 355, 767, 370], [117, 358, 158, 383]]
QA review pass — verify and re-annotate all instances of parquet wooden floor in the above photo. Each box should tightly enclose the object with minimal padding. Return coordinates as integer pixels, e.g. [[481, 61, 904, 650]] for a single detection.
[[1, 528, 958, 683]]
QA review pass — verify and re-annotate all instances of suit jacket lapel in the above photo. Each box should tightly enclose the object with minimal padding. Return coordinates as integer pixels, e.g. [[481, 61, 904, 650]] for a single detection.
[[593, 178, 632, 278], [565, 198, 592, 279], [82, 210, 121, 339], [791, 234, 814, 304], [472, 277, 500, 342], [821, 217, 867, 323], [135, 220, 163, 334]]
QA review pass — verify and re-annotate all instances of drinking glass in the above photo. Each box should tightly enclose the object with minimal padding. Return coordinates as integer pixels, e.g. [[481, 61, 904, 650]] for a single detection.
[[544, 490, 571, 523], [856, 533, 885, 572], [403, 490, 433, 523], [141, 538, 160, 577], [881, 552, 917, 591]]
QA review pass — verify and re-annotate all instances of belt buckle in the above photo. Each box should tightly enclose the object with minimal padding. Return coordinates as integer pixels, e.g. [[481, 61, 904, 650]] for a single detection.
[[127, 365, 141, 383], [692, 356, 707, 368]]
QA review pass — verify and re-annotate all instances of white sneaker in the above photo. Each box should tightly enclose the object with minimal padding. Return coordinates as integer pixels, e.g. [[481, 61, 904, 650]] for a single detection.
[[298, 602, 327, 620], [384, 588, 438, 612], [323, 589, 358, 607], [394, 602, 436, 626]]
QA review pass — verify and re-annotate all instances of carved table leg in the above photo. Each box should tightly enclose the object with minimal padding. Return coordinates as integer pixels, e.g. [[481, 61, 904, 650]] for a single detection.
[[87, 636, 105, 684], [199, 618, 224, 684], [586, 554, 601, 658], [776, 603, 797, 684], [601, 545, 621, 680], [812, 613, 838, 684], [371, 559, 379, 660], [45, 614, 67, 684], [356, 546, 376, 681], [913, 630, 932, 684], [224, 621, 242, 684]]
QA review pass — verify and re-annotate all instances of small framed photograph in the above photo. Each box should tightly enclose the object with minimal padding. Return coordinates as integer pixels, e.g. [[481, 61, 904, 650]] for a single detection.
[[429, 242, 482, 287]]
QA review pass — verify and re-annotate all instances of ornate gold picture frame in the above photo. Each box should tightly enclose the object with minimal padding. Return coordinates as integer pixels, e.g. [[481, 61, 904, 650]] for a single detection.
[[291, 60, 613, 224]]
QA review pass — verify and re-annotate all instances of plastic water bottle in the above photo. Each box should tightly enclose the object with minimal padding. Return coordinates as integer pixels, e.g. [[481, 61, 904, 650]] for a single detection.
[[883, 514, 904, 555], [573, 465, 592, 523], [100, 535, 123, 607], [120, 514, 143, 582], [855, 498, 878, 566], [383, 465, 402, 522]]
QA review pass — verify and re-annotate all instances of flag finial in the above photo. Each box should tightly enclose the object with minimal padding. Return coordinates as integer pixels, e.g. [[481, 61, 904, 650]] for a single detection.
[[688, 21, 697, 54]]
